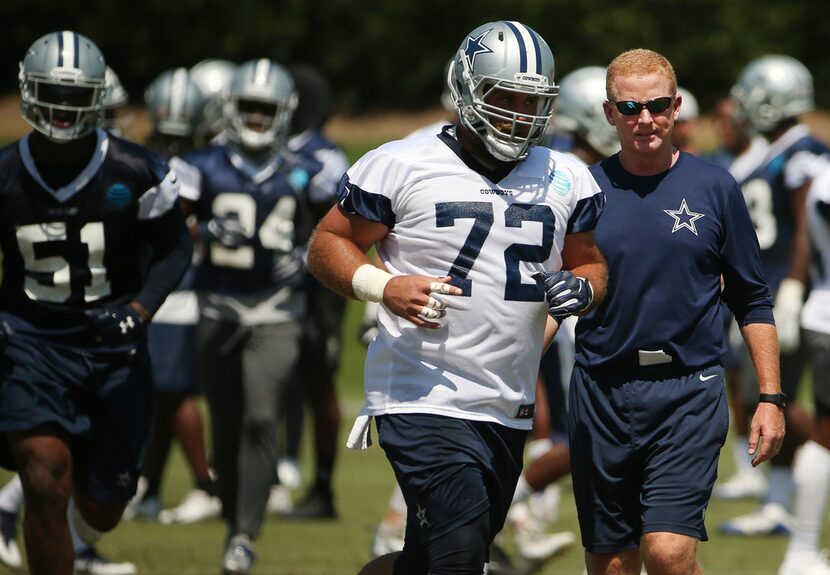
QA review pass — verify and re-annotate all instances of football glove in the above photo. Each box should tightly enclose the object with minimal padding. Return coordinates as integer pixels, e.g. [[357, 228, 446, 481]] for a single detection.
[[774, 278, 804, 354], [198, 215, 247, 248], [86, 304, 146, 346], [358, 301, 380, 346], [535, 270, 594, 321]]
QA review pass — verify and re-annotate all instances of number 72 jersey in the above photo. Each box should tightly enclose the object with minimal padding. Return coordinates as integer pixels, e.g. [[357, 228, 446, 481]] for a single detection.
[[339, 130, 604, 429]]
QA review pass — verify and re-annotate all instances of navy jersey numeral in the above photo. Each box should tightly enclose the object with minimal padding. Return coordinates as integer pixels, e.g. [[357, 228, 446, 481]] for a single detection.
[[435, 201, 554, 301]]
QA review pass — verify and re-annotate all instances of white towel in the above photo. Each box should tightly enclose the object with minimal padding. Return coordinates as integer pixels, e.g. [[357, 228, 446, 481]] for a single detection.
[[346, 411, 373, 450]]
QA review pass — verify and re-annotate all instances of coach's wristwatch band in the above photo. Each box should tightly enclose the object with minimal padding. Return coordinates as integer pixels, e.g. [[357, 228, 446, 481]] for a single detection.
[[759, 392, 788, 409]]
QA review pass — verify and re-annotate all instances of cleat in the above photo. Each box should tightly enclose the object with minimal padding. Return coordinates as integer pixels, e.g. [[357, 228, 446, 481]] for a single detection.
[[279, 489, 336, 520], [370, 520, 405, 558], [222, 534, 255, 575], [0, 510, 21, 569], [720, 502, 794, 536], [514, 528, 575, 563], [266, 484, 294, 514], [158, 489, 221, 525], [486, 541, 523, 575], [713, 470, 768, 501], [73, 547, 137, 575]]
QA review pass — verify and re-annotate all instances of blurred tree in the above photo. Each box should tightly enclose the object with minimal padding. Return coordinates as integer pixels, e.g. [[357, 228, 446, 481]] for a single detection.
[[0, 0, 826, 113]]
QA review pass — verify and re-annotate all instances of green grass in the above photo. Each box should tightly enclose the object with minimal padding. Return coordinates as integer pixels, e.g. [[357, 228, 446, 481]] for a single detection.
[[1, 300, 827, 574], [0, 139, 827, 573]]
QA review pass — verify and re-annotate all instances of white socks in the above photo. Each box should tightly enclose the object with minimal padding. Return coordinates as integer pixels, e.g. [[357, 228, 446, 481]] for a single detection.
[[0, 475, 24, 514], [784, 441, 830, 559]]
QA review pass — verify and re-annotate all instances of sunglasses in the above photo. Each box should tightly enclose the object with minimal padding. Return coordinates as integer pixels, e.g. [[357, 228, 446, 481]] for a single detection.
[[610, 96, 675, 116]]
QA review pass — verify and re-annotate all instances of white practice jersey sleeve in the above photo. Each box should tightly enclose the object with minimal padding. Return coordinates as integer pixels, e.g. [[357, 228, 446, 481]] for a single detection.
[[802, 167, 830, 335], [339, 132, 604, 429]]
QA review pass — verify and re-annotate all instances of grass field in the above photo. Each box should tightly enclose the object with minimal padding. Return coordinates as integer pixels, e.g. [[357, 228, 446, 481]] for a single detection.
[[0, 140, 827, 574], [1, 298, 826, 574]]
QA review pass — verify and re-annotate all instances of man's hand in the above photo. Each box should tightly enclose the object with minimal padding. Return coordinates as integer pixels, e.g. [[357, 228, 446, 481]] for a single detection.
[[198, 215, 247, 248], [748, 402, 786, 467], [535, 270, 593, 320], [86, 304, 146, 346], [383, 275, 463, 329], [774, 278, 804, 353]]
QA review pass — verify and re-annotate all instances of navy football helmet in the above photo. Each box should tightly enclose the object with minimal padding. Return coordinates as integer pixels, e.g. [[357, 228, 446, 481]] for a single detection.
[[19, 31, 107, 142]]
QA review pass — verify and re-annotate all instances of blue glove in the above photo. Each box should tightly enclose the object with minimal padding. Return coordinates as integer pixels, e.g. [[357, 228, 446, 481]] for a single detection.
[[198, 215, 247, 248], [535, 270, 593, 321], [86, 304, 145, 346]]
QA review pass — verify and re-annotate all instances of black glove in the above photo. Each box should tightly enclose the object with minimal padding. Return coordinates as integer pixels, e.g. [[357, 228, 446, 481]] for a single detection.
[[534, 270, 594, 321], [198, 215, 247, 248], [86, 304, 146, 346]]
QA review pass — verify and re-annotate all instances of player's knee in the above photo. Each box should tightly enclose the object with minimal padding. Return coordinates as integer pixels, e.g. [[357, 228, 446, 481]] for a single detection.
[[242, 417, 277, 444], [14, 444, 72, 510], [426, 513, 489, 574], [74, 496, 126, 533], [641, 532, 697, 575]]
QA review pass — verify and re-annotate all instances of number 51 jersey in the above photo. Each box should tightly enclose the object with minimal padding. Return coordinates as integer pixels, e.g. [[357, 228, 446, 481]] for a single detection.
[[0, 130, 179, 343], [339, 128, 604, 429]]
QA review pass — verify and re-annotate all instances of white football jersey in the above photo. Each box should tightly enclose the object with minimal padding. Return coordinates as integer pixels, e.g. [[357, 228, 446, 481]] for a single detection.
[[341, 129, 604, 429], [802, 166, 830, 335]]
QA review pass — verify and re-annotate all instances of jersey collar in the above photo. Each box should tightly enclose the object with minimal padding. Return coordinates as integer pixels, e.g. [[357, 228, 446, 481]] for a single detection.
[[19, 128, 109, 204]]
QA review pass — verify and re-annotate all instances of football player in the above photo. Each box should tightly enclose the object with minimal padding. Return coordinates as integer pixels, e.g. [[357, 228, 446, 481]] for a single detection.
[[272, 63, 350, 519], [308, 20, 607, 574], [123, 68, 221, 526], [721, 55, 830, 537], [0, 31, 192, 575], [183, 58, 325, 574]]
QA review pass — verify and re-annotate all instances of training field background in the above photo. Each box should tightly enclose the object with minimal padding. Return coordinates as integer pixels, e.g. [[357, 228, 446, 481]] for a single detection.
[[0, 114, 828, 574]]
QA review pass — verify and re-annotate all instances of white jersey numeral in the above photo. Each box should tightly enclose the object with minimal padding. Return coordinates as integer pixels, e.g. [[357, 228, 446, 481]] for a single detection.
[[16, 221, 111, 303], [208, 192, 296, 269], [742, 178, 777, 250]]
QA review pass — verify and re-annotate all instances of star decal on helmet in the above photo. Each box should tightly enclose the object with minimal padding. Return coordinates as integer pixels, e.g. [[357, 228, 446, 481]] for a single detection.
[[464, 29, 493, 68]]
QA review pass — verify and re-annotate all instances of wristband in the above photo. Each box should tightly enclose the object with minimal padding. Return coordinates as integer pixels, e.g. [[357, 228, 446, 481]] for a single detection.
[[352, 264, 393, 303]]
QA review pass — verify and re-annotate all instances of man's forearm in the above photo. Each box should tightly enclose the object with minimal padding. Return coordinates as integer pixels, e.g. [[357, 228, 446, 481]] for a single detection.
[[740, 322, 781, 394], [307, 227, 373, 300]]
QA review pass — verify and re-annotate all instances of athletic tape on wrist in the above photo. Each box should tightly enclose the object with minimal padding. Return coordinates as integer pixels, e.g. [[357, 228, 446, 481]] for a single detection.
[[352, 264, 394, 303]]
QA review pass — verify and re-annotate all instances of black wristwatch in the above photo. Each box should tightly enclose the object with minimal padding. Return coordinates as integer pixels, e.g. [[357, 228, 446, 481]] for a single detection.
[[759, 392, 788, 409]]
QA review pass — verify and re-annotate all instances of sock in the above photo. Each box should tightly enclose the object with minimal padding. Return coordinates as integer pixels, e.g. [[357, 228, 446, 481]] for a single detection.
[[196, 476, 216, 496], [144, 476, 161, 498], [314, 456, 334, 495], [0, 475, 24, 514], [731, 435, 757, 475], [764, 466, 795, 510], [784, 441, 830, 559], [68, 498, 101, 546], [527, 438, 553, 462], [511, 475, 533, 505]]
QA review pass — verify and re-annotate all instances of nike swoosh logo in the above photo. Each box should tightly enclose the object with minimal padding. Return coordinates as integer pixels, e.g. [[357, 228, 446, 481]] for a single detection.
[[699, 373, 718, 381]]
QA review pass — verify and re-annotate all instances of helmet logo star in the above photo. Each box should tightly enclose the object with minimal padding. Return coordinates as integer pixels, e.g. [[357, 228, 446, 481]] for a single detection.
[[464, 29, 493, 68], [663, 198, 705, 236]]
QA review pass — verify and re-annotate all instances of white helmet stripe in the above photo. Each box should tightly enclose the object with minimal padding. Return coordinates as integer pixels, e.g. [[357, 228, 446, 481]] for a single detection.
[[170, 68, 188, 120], [58, 30, 79, 69], [253, 58, 271, 86], [505, 21, 539, 75]]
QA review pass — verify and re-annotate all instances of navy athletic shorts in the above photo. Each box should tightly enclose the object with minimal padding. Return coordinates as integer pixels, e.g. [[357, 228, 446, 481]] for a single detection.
[[0, 335, 153, 504], [569, 363, 729, 553], [540, 341, 569, 444], [376, 413, 526, 562], [147, 322, 199, 394]]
